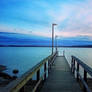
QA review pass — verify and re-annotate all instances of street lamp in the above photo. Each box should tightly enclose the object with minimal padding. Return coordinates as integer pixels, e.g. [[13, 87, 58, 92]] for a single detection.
[[55, 35, 58, 52], [52, 23, 57, 55]]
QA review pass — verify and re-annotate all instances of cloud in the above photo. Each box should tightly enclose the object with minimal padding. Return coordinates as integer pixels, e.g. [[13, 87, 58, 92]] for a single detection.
[[0, 0, 92, 41], [0, 24, 51, 37]]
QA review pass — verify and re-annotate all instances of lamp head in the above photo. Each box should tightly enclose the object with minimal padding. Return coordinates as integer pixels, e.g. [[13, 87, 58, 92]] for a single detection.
[[52, 23, 57, 26]]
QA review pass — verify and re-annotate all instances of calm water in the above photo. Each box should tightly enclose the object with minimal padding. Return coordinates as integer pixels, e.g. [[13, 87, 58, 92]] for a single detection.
[[0, 47, 92, 77], [0, 47, 51, 77]]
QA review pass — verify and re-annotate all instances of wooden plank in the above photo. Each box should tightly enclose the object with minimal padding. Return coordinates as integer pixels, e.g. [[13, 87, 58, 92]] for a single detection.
[[40, 56, 82, 92]]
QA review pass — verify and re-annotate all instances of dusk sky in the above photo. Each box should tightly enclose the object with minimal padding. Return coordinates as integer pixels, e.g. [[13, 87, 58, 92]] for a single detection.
[[0, 0, 92, 42]]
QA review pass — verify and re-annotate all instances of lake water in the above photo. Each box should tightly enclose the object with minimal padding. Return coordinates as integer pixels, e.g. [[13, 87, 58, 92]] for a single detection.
[[0, 47, 92, 77]]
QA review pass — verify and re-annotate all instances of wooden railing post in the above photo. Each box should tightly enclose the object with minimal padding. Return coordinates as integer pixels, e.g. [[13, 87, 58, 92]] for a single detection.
[[84, 70, 87, 92], [63, 50, 65, 56], [73, 59, 75, 75], [48, 60, 50, 73], [44, 62, 46, 80], [77, 63, 79, 81], [71, 56, 73, 72], [19, 86, 25, 92], [70, 56, 92, 92], [37, 69, 40, 82], [50, 59, 52, 70]]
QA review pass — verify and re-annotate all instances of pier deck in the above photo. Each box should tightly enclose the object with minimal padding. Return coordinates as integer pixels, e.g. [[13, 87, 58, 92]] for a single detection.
[[40, 56, 82, 92]]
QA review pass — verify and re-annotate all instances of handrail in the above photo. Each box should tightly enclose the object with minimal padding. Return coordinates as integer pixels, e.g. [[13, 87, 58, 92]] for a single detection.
[[71, 56, 92, 92], [0, 51, 58, 92], [72, 56, 92, 77]]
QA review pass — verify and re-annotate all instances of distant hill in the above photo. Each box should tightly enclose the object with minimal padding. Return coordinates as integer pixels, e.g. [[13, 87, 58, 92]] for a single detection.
[[0, 32, 92, 47], [0, 32, 51, 46]]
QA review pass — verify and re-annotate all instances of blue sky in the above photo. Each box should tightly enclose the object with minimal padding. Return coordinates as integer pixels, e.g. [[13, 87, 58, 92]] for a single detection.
[[0, 0, 92, 41]]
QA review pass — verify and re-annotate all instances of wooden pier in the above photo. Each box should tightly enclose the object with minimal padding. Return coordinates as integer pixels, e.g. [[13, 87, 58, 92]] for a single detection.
[[40, 56, 82, 92], [0, 51, 92, 92]]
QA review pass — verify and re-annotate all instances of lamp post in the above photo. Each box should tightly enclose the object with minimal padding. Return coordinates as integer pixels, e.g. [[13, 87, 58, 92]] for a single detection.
[[52, 23, 57, 55], [55, 35, 58, 52]]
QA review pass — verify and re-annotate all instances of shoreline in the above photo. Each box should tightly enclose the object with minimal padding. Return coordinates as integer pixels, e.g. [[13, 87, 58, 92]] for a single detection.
[[0, 45, 92, 48]]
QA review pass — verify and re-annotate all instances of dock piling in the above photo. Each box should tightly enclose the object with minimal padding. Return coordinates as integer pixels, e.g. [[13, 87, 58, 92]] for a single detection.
[[44, 62, 46, 81]]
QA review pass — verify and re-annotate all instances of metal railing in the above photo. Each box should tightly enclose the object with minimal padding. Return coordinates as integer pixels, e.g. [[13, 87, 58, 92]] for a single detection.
[[71, 56, 92, 92], [0, 51, 58, 92]]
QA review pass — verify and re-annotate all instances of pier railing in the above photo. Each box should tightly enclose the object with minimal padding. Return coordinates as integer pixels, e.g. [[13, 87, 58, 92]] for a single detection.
[[1, 51, 58, 92], [71, 56, 92, 92]]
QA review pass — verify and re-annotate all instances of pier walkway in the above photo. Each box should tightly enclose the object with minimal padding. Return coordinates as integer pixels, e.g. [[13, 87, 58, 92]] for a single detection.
[[40, 56, 82, 92]]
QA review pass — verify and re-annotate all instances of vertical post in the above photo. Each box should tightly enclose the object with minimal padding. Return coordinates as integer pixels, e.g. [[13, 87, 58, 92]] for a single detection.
[[52, 23, 57, 55], [52, 24, 54, 55], [55, 35, 58, 52], [63, 50, 65, 56], [56, 51, 58, 56], [44, 62, 46, 80], [50, 61, 51, 70], [37, 69, 40, 82], [48, 59, 50, 73], [77, 63, 79, 81], [73, 59, 75, 75], [71, 56, 73, 72], [84, 70, 87, 92], [20, 86, 25, 92]]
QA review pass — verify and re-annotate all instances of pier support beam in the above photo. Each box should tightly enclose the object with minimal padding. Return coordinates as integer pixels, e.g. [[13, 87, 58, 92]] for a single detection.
[[19, 86, 25, 92], [48, 60, 50, 73], [73, 59, 75, 75], [84, 70, 87, 92], [77, 63, 79, 81], [71, 57, 73, 72], [44, 62, 46, 80], [37, 70, 40, 82]]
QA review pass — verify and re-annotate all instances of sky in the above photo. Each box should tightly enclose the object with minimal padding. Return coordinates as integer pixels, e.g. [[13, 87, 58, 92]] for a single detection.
[[0, 0, 92, 41]]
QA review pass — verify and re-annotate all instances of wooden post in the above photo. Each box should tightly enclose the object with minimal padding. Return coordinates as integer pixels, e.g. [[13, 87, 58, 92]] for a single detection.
[[77, 63, 79, 81], [19, 86, 25, 92], [37, 69, 40, 82], [44, 62, 46, 80], [63, 50, 65, 56], [71, 57, 73, 72], [50, 58, 52, 70], [48, 60, 50, 75], [73, 59, 75, 75], [56, 51, 58, 56], [84, 70, 87, 92]]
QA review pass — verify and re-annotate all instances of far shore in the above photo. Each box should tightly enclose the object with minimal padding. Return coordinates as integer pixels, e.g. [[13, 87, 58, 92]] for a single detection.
[[0, 45, 92, 48]]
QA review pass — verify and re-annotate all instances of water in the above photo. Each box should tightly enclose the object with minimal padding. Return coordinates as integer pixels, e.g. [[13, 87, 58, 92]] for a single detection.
[[58, 47, 92, 68], [59, 47, 92, 77], [0, 47, 51, 77], [0, 47, 92, 77]]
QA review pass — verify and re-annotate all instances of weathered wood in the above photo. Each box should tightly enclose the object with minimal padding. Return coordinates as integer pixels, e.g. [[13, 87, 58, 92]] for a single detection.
[[48, 60, 50, 73], [72, 56, 92, 92], [71, 56, 73, 72], [72, 56, 92, 77], [77, 63, 79, 81], [37, 70, 40, 82], [19, 86, 25, 92], [73, 59, 75, 75], [44, 62, 46, 80], [84, 70, 87, 92], [87, 78, 92, 90], [40, 56, 82, 92]]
